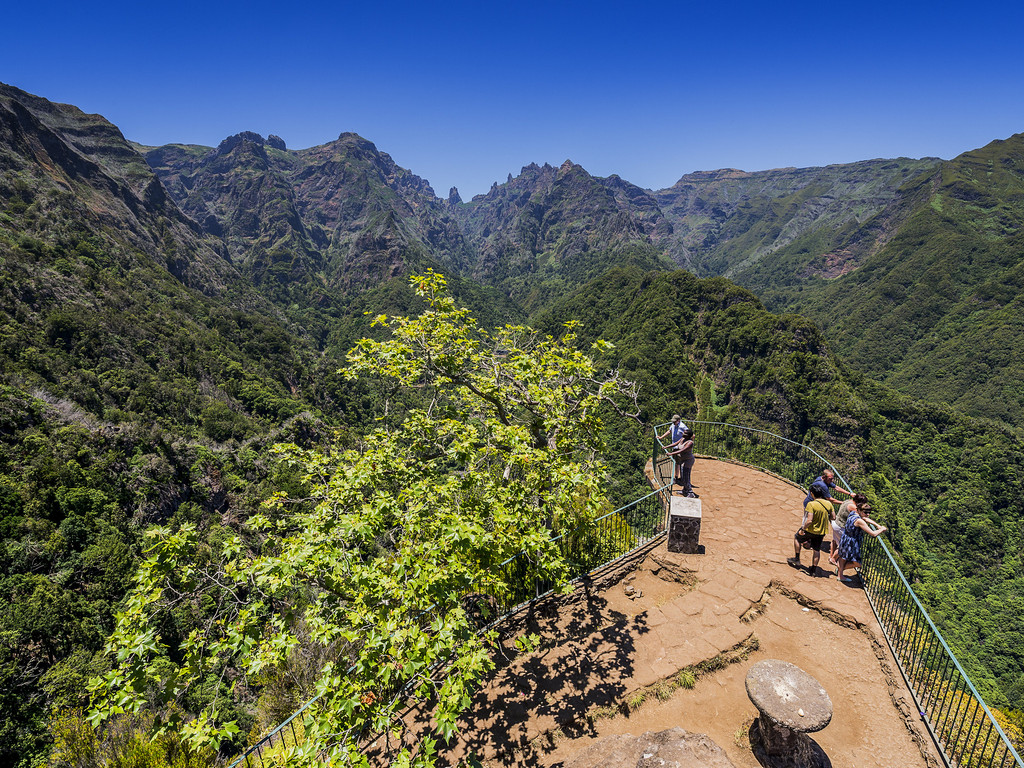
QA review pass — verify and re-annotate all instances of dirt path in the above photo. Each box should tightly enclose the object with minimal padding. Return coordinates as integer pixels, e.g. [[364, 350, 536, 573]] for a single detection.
[[539, 593, 930, 768], [432, 457, 941, 767]]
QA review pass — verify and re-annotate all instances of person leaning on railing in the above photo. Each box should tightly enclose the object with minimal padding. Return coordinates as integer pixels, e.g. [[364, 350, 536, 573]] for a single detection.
[[656, 414, 688, 449], [836, 505, 888, 583], [657, 415, 688, 488], [829, 492, 868, 567], [802, 468, 851, 507], [666, 427, 698, 498]]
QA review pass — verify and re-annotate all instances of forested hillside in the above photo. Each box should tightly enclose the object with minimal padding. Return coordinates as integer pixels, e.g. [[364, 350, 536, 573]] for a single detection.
[[0, 81, 1022, 765], [0, 83, 352, 766], [747, 134, 1024, 427]]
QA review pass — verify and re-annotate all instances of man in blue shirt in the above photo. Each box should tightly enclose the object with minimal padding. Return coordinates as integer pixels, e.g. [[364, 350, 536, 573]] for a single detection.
[[803, 469, 851, 507], [657, 415, 687, 449]]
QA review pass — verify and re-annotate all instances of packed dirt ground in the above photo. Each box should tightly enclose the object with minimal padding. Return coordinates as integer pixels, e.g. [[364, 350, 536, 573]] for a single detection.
[[433, 458, 941, 767]]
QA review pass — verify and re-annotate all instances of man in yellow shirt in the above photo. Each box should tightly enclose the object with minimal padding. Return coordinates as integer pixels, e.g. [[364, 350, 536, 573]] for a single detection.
[[788, 485, 834, 575]]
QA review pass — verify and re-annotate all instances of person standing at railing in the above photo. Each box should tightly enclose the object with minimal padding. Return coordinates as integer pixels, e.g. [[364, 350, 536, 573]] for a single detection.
[[803, 468, 851, 507], [657, 415, 688, 487], [836, 507, 887, 583], [789, 485, 832, 575], [666, 427, 698, 498], [657, 414, 688, 448], [829, 492, 869, 566]]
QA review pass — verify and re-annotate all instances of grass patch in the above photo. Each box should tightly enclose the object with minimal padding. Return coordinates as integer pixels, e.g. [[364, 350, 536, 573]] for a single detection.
[[587, 635, 761, 721], [675, 670, 696, 689], [733, 716, 755, 749], [654, 681, 674, 701]]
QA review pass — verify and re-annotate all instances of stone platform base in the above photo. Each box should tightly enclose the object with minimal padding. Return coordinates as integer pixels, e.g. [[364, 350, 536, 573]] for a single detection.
[[668, 496, 702, 554]]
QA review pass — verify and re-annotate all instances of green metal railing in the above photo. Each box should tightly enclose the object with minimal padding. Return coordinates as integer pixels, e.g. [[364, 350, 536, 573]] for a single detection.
[[654, 420, 1024, 768], [477, 483, 671, 619], [229, 481, 672, 767]]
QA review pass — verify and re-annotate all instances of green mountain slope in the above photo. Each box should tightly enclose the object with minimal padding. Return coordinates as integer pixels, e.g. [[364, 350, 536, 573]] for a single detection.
[[653, 158, 941, 276], [0, 84, 239, 295], [760, 134, 1024, 425], [0, 84, 353, 766]]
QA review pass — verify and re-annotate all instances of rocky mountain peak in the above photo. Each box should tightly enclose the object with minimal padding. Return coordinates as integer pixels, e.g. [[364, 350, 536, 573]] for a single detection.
[[216, 131, 270, 159], [335, 131, 378, 151], [448, 186, 462, 206]]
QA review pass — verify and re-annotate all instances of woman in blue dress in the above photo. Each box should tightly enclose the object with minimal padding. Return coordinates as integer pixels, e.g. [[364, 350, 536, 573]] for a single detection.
[[836, 505, 887, 583]]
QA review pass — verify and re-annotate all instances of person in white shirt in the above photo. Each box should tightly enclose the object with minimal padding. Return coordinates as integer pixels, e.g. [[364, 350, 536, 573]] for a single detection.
[[657, 415, 690, 490]]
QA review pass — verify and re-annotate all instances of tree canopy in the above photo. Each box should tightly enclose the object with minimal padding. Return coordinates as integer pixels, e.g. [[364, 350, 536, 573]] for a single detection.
[[89, 271, 638, 766]]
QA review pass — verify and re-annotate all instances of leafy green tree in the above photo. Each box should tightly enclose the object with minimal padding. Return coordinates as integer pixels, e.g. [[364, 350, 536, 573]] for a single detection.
[[89, 272, 637, 766]]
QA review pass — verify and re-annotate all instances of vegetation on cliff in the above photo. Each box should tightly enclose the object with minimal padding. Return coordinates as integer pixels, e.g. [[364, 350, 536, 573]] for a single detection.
[[90, 273, 638, 766], [739, 135, 1024, 428]]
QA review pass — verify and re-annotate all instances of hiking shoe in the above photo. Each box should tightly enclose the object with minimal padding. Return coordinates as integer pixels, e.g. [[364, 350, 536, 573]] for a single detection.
[[786, 557, 801, 569]]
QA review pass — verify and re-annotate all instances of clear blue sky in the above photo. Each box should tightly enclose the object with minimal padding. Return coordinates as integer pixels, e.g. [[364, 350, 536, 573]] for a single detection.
[[5, 0, 1023, 199]]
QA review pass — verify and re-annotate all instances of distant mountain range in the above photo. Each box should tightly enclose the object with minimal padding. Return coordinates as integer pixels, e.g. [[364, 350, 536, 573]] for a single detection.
[[135, 108, 1024, 428], [7, 78, 1024, 427], [3, 83, 1024, 766]]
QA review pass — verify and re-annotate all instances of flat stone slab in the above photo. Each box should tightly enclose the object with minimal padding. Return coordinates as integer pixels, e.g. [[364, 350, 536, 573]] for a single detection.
[[745, 659, 832, 733], [670, 495, 702, 518], [563, 727, 737, 768]]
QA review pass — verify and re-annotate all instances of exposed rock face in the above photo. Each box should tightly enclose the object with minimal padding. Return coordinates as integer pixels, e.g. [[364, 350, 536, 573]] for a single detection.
[[216, 131, 267, 154], [0, 83, 236, 295], [144, 130, 475, 294], [563, 727, 737, 768], [452, 161, 674, 311]]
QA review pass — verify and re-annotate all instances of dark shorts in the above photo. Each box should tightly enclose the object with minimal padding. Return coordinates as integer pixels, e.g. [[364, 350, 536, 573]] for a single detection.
[[795, 529, 825, 550]]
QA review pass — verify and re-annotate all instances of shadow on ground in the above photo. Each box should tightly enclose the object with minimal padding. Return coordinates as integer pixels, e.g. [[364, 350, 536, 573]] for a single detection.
[[448, 572, 652, 765]]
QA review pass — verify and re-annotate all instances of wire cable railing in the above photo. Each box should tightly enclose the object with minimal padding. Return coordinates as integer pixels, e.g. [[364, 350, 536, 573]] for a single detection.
[[653, 420, 1023, 768]]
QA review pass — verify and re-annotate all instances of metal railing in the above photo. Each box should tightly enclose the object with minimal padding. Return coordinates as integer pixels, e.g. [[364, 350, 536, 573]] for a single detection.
[[230, 480, 673, 766], [654, 420, 1024, 768], [477, 483, 671, 619]]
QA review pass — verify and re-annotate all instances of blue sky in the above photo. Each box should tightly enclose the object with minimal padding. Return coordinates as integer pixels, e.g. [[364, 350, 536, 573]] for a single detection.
[[4, 0, 1024, 199]]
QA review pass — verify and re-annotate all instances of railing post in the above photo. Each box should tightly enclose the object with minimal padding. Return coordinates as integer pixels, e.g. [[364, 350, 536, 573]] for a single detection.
[[652, 428, 659, 477]]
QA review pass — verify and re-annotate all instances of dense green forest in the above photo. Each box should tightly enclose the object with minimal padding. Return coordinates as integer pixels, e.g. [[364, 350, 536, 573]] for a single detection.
[[2, 82, 1023, 765], [729, 134, 1024, 428]]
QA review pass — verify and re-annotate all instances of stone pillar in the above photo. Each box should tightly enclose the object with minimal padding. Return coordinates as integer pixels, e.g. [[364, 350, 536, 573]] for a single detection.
[[744, 659, 832, 768], [667, 496, 701, 554]]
